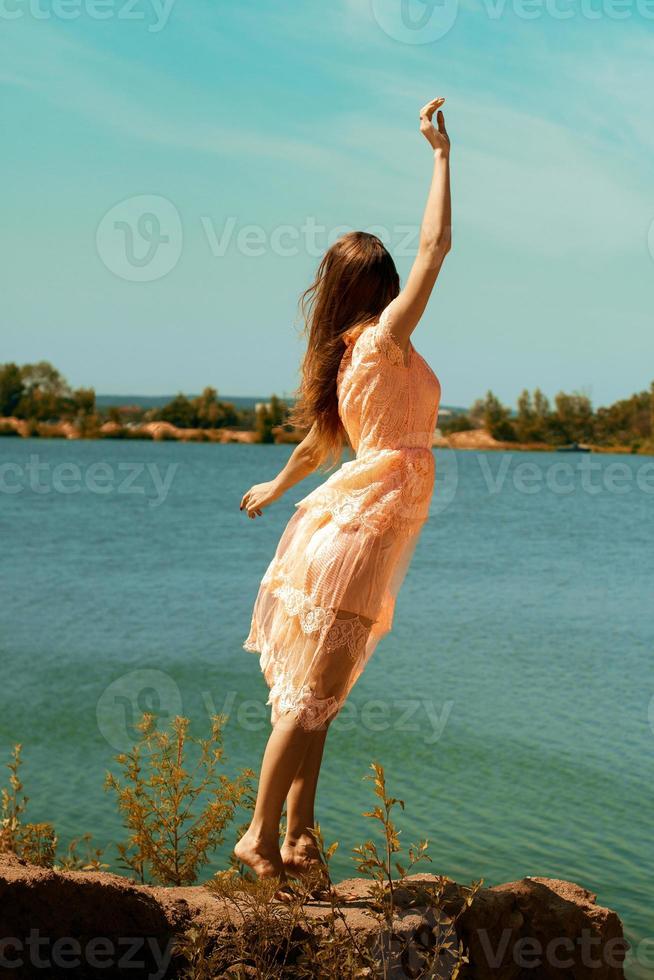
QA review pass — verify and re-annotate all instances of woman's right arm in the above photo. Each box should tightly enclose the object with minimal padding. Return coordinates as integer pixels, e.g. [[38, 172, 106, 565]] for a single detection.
[[385, 97, 452, 353], [240, 423, 324, 519]]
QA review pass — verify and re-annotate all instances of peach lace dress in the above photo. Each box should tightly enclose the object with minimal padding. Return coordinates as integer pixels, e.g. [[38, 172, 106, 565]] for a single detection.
[[244, 305, 441, 730]]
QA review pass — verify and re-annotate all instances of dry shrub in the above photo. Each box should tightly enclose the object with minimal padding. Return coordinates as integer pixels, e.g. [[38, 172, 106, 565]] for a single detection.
[[0, 744, 106, 871], [184, 763, 482, 979], [105, 712, 255, 886], [0, 744, 57, 867]]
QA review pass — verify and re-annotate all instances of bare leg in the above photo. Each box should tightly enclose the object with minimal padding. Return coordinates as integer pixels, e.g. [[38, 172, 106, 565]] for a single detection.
[[237, 612, 370, 887], [234, 710, 313, 883], [281, 729, 328, 877], [278, 612, 371, 880]]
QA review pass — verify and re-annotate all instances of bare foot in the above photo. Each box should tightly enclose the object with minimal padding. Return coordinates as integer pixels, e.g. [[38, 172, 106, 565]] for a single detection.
[[281, 835, 331, 891], [233, 830, 286, 883]]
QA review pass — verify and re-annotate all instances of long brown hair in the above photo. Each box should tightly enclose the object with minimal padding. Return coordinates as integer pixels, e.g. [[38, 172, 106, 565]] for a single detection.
[[289, 231, 400, 465]]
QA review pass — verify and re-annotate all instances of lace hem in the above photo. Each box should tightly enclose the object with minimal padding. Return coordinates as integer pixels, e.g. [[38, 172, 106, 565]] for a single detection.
[[269, 579, 371, 659], [244, 633, 347, 730], [269, 580, 332, 634], [243, 578, 371, 666], [322, 615, 370, 655], [272, 582, 369, 656], [268, 670, 340, 731]]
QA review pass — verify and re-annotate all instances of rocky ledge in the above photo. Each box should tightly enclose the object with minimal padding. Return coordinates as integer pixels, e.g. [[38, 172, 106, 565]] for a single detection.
[[0, 852, 627, 978]]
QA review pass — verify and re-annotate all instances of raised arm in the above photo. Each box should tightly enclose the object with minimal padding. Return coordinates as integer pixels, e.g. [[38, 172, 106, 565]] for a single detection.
[[240, 423, 323, 519], [386, 97, 452, 352]]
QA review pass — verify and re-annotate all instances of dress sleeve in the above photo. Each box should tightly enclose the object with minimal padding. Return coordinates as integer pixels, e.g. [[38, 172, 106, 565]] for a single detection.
[[369, 305, 410, 368]]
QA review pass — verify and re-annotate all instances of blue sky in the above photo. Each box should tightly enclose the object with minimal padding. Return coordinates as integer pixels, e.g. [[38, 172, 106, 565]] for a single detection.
[[2, 0, 653, 407]]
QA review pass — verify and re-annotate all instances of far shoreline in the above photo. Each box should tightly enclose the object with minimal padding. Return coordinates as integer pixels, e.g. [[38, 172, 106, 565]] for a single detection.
[[0, 416, 649, 456]]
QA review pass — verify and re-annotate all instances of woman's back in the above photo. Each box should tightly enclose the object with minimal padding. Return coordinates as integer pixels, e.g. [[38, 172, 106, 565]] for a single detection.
[[338, 307, 441, 457]]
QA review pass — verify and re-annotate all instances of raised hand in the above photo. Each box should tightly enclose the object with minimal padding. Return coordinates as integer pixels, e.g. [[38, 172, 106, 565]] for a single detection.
[[419, 97, 450, 155]]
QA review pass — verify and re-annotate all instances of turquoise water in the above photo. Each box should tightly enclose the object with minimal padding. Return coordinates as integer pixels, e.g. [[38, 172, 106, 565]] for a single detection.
[[1, 439, 652, 977]]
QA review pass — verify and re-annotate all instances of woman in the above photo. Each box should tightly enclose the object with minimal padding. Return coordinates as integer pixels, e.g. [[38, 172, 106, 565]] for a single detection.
[[236, 97, 451, 892]]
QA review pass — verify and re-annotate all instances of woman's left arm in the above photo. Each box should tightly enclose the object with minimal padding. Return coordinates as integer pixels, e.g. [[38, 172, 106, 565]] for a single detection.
[[240, 423, 324, 519]]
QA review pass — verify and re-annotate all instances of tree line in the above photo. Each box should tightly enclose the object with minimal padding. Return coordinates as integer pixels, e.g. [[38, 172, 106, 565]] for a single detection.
[[0, 361, 95, 423], [1, 360, 652, 450], [0, 360, 286, 438], [440, 384, 654, 451]]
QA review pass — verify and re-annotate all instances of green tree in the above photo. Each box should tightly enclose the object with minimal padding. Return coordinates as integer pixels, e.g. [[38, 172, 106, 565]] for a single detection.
[[440, 412, 473, 434], [21, 361, 67, 395], [515, 388, 550, 442], [550, 391, 594, 444], [194, 387, 220, 428], [478, 390, 516, 441], [255, 404, 274, 443], [0, 363, 25, 417], [533, 388, 550, 426], [73, 388, 96, 416], [515, 389, 535, 441], [593, 387, 651, 447], [16, 361, 70, 421], [268, 394, 287, 428], [159, 394, 197, 428], [192, 387, 239, 429]]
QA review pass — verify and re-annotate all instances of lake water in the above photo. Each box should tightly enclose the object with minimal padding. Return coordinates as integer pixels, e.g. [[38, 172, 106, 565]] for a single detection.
[[1, 439, 652, 978]]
